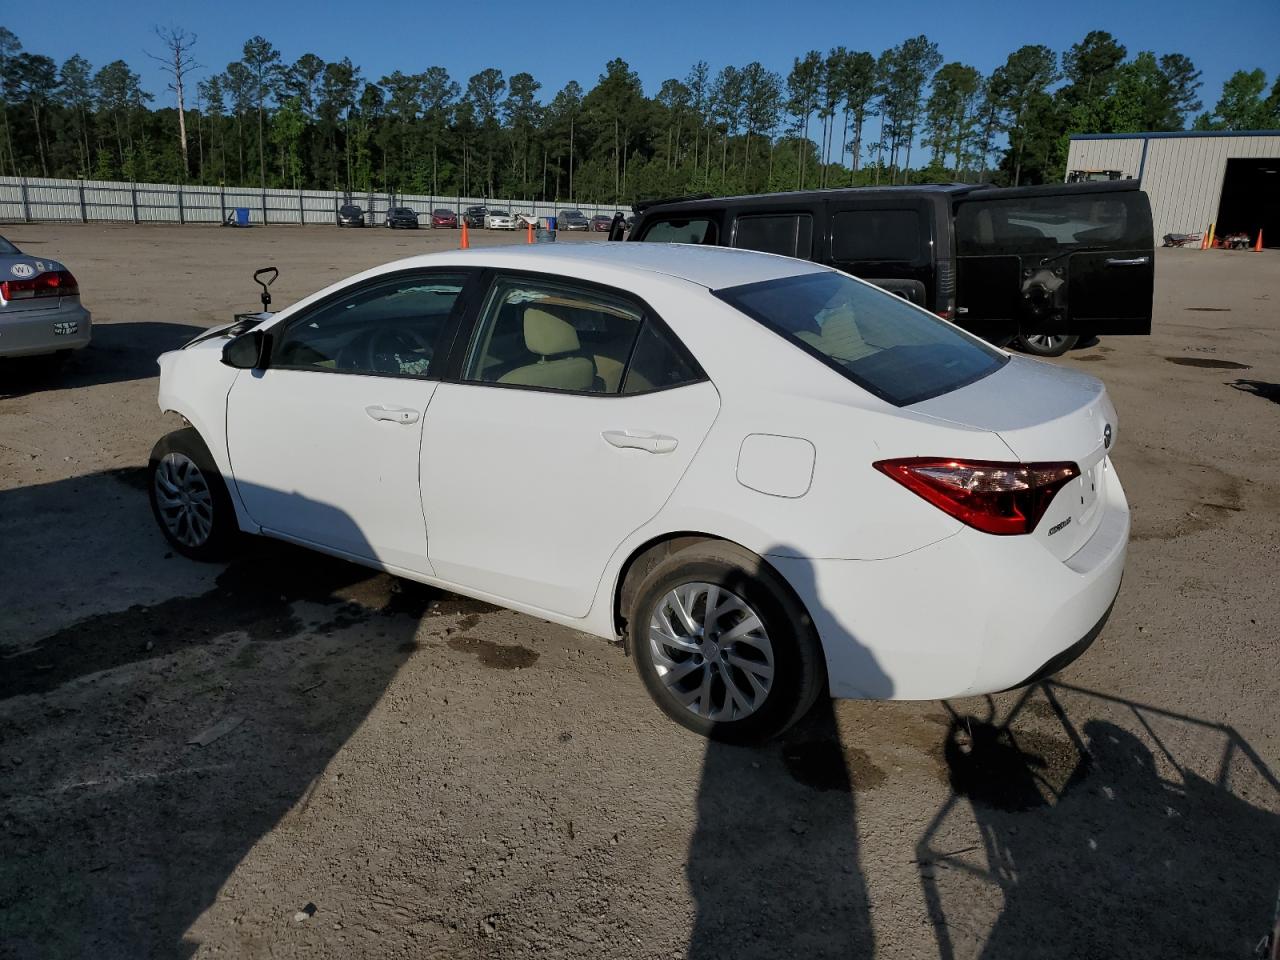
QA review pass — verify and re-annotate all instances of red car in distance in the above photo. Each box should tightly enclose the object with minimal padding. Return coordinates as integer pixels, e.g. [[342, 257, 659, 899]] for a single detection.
[[431, 208, 458, 229]]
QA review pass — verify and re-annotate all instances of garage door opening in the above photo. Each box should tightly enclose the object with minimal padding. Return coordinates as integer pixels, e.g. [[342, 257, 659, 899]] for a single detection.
[[1216, 158, 1280, 248]]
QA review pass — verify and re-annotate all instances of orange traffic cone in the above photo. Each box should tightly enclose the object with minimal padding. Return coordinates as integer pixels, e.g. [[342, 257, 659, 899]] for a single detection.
[[1256, 229, 1264, 252], [459, 221, 470, 250], [526, 219, 535, 244]]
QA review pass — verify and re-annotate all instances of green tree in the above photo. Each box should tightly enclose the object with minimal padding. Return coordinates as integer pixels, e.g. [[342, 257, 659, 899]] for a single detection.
[[7, 53, 58, 175], [925, 62, 982, 176], [786, 51, 821, 188], [992, 44, 1059, 185], [1210, 68, 1269, 129], [59, 54, 94, 175], [241, 35, 282, 187]]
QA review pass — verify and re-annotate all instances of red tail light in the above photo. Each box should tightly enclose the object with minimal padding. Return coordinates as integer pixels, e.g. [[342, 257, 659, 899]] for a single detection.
[[873, 458, 1079, 535], [1, 269, 79, 302]]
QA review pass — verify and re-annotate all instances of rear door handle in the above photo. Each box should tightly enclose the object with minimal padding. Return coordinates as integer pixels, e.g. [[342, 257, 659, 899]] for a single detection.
[[1104, 256, 1151, 267], [602, 430, 678, 454], [365, 404, 420, 425]]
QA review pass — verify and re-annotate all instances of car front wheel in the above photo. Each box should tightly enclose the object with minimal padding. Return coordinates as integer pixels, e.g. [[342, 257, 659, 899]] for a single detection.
[[629, 541, 825, 743], [148, 428, 239, 561], [1015, 333, 1079, 357]]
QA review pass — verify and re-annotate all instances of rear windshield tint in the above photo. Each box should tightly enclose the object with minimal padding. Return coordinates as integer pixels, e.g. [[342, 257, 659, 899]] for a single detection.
[[639, 217, 718, 244], [714, 271, 1006, 406], [956, 192, 1151, 256]]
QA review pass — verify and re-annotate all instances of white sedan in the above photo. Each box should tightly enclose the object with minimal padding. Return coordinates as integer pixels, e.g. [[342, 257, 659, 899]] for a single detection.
[[483, 209, 517, 230], [149, 243, 1128, 741]]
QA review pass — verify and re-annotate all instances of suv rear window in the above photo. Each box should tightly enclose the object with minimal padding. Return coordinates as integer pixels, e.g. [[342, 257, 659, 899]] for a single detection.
[[831, 209, 922, 262], [955, 193, 1149, 255], [714, 270, 1005, 406], [638, 217, 718, 244], [732, 214, 813, 258]]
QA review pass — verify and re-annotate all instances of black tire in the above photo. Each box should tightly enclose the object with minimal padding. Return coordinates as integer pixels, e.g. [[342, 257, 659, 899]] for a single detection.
[[1015, 333, 1079, 357], [148, 427, 239, 562], [629, 541, 826, 743]]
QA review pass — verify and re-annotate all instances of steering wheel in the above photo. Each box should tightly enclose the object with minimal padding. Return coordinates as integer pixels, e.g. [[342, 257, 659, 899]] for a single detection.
[[364, 325, 434, 375]]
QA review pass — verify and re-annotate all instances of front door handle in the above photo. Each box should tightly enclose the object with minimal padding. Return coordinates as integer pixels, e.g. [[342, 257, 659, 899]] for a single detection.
[[602, 430, 678, 454], [1104, 256, 1151, 267], [365, 404, 420, 425]]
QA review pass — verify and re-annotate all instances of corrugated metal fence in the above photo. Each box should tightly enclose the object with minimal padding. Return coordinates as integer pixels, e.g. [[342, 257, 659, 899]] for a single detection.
[[0, 176, 629, 226]]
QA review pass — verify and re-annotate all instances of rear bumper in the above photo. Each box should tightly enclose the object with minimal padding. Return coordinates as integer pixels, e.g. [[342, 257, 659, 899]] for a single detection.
[[769, 468, 1129, 700], [0, 304, 92, 358]]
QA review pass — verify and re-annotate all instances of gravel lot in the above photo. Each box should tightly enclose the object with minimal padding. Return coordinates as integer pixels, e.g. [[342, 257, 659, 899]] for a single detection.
[[1, 224, 1277, 960]]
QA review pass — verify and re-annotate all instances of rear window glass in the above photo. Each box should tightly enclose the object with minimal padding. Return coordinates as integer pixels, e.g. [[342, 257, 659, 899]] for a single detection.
[[714, 271, 1006, 406], [955, 193, 1150, 256], [639, 217, 718, 244], [831, 209, 922, 262], [0, 237, 19, 254], [732, 214, 813, 258]]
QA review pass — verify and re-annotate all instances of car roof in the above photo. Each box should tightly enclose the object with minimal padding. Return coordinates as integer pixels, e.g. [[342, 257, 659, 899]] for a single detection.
[[386, 241, 827, 289]]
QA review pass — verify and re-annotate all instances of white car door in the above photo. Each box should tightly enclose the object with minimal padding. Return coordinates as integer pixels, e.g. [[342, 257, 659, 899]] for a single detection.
[[421, 272, 719, 618], [225, 269, 472, 572]]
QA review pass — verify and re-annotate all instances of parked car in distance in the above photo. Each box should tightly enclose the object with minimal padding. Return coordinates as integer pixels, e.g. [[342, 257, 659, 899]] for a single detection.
[[386, 207, 420, 229], [337, 204, 365, 227], [149, 243, 1127, 743], [628, 181, 1154, 357], [0, 234, 91, 361], [484, 209, 517, 230], [431, 208, 458, 229], [591, 214, 614, 232], [558, 209, 590, 231], [463, 205, 487, 228]]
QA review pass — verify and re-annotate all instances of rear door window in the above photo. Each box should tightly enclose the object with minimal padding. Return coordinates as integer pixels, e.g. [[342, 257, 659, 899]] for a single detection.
[[638, 217, 718, 244], [955, 192, 1147, 255], [831, 209, 923, 262], [731, 214, 814, 258]]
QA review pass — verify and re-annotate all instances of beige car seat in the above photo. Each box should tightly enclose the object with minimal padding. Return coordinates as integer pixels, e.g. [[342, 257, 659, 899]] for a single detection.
[[498, 307, 595, 390]]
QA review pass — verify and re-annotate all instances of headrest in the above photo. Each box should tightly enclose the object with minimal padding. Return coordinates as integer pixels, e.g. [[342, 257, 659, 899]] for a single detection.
[[524, 307, 580, 357]]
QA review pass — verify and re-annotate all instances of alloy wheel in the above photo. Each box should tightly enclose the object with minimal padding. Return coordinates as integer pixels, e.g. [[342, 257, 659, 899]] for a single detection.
[[649, 582, 775, 721], [153, 452, 215, 547]]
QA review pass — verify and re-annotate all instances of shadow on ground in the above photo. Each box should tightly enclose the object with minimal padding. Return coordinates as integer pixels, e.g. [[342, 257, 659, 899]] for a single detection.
[[919, 681, 1280, 959], [0, 472, 490, 958], [0, 321, 206, 398], [1229, 378, 1280, 405]]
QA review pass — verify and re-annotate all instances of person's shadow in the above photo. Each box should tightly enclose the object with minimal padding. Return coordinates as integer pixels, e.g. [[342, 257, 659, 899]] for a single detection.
[[936, 704, 1280, 959], [684, 548, 890, 958]]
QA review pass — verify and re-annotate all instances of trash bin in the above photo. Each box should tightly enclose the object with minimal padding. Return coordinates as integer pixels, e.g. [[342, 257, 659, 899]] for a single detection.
[[234, 207, 250, 227]]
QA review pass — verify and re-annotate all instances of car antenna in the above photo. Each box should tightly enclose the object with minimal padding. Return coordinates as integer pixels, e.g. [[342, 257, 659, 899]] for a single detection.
[[254, 266, 279, 312]]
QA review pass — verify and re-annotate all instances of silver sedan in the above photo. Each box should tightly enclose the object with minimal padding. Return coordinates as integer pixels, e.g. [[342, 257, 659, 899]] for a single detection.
[[0, 235, 91, 359]]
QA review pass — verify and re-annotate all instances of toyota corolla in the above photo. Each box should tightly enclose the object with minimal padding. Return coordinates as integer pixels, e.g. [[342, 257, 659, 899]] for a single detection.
[[149, 244, 1128, 742]]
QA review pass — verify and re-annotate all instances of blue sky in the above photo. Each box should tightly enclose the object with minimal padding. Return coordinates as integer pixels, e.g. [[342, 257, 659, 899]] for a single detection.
[[17, 0, 1280, 118]]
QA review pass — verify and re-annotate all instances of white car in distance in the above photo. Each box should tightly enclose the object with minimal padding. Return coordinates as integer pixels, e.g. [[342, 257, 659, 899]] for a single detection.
[[149, 243, 1129, 742], [483, 209, 517, 230]]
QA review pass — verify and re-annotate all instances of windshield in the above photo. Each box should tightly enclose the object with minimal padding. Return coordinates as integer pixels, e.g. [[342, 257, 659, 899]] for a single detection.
[[433, 209, 452, 215], [491, 210, 510, 217], [714, 270, 1007, 407]]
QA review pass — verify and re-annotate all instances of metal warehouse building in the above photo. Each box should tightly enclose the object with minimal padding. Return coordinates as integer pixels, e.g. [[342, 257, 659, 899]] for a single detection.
[[1066, 130, 1280, 246]]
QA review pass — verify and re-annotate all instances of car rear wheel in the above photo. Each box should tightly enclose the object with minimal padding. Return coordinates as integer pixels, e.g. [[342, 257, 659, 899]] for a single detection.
[[1015, 333, 1079, 357], [629, 541, 825, 743], [148, 428, 239, 562]]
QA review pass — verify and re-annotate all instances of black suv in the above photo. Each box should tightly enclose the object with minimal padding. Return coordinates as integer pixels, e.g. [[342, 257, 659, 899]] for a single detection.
[[463, 205, 487, 228], [627, 182, 1153, 356]]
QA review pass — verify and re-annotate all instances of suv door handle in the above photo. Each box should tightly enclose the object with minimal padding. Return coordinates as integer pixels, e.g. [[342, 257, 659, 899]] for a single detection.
[[1104, 256, 1151, 267], [365, 404, 420, 425], [602, 430, 678, 454]]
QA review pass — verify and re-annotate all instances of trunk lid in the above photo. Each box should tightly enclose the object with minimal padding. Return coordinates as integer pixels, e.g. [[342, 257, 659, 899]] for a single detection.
[[909, 355, 1117, 561], [0, 255, 72, 314]]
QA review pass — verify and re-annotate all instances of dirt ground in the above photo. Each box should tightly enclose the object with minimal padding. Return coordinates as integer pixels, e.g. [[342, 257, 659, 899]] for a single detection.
[[1, 224, 1277, 960]]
